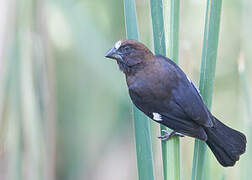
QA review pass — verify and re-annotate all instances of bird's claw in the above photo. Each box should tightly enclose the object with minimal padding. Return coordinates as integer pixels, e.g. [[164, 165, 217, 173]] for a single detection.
[[158, 129, 184, 141]]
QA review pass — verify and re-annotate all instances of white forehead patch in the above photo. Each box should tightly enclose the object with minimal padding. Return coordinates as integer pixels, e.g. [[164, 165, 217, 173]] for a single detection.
[[153, 113, 162, 121], [115, 40, 122, 50]]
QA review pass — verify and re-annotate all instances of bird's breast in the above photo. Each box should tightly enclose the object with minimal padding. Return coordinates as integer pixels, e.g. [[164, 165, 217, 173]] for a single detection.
[[127, 70, 174, 106]]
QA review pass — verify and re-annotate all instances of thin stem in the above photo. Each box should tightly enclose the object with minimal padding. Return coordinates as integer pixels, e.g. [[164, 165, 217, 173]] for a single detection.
[[191, 0, 222, 180], [123, 1, 155, 180], [164, 0, 181, 180], [149, 0, 167, 179]]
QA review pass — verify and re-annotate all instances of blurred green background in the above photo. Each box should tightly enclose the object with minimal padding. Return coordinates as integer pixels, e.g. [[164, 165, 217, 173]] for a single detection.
[[0, 0, 251, 180]]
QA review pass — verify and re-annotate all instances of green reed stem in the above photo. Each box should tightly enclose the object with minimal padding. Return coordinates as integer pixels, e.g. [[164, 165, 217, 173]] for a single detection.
[[163, 0, 181, 180], [191, 0, 222, 180], [124, 1, 155, 180]]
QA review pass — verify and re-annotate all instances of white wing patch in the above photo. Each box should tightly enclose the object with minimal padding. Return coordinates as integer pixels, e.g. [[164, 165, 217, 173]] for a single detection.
[[153, 113, 162, 121], [115, 40, 122, 50]]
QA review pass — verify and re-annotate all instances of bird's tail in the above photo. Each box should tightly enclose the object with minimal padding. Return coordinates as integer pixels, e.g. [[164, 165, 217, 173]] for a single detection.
[[205, 117, 246, 167]]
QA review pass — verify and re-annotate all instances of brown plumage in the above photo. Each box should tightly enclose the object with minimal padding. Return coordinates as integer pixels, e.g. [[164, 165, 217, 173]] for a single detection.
[[105, 39, 246, 167]]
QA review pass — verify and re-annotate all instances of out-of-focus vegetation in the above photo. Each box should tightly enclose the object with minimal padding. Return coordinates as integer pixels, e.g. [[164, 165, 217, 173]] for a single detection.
[[0, 0, 251, 180]]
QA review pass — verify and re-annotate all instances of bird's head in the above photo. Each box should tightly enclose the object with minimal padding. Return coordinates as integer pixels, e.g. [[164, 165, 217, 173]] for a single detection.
[[105, 39, 154, 74]]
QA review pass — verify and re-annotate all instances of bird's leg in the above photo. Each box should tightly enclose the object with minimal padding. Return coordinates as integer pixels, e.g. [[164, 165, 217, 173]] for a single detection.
[[158, 129, 184, 141]]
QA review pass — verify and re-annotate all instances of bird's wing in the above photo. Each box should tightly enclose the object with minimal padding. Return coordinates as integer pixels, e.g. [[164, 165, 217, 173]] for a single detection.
[[129, 88, 208, 140], [158, 111, 208, 140], [158, 55, 214, 127]]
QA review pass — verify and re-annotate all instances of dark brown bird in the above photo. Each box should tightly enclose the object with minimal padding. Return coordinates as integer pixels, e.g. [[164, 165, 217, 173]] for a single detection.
[[105, 39, 246, 167]]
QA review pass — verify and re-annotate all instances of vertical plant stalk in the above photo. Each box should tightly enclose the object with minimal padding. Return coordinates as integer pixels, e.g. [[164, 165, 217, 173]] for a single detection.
[[3, 1, 23, 179], [149, 0, 168, 179], [35, 0, 56, 179], [191, 0, 222, 180], [163, 0, 181, 180], [18, 0, 47, 179], [238, 53, 252, 180], [123, 1, 155, 180], [0, 0, 12, 133], [4, 5, 23, 178], [168, 0, 181, 179], [168, 0, 180, 64]]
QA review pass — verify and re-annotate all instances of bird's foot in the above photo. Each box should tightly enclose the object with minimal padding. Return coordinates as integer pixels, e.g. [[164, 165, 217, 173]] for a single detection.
[[158, 129, 184, 141]]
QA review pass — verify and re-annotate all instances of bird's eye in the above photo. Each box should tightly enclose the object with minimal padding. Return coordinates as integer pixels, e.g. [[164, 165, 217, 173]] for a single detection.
[[121, 46, 131, 53], [124, 46, 130, 51]]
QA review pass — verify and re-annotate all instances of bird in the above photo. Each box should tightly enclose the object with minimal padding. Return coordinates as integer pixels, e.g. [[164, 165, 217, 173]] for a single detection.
[[105, 39, 246, 167]]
